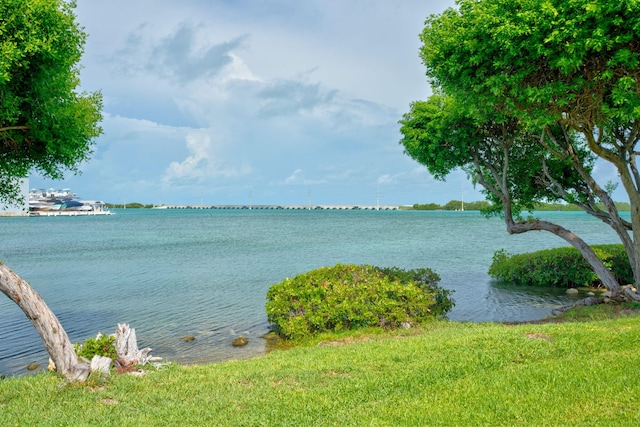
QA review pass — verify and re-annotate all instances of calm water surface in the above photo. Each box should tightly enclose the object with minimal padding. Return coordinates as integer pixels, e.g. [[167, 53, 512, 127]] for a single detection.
[[0, 208, 622, 375]]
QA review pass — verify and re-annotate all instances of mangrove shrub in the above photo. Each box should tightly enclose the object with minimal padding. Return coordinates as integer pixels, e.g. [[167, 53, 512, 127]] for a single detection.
[[265, 264, 453, 340], [489, 245, 633, 288]]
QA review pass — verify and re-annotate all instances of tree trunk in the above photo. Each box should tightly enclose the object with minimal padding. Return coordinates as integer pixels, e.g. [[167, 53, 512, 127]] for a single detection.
[[0, 263, 90, 381], [506, 218, 621, 293]]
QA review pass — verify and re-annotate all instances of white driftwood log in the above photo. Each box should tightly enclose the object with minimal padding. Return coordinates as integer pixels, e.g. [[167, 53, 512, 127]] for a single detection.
[[115, 323, 152, 367], [90, 355, 113, 374]]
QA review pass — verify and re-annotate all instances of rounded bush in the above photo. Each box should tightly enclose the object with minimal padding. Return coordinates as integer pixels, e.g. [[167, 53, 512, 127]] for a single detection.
[[265, 264, 453, 339], [488, 244, 633, 287]]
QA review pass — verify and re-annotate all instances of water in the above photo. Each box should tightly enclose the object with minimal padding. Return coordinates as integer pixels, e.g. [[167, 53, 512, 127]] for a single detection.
[[0, 208, 623, 375]]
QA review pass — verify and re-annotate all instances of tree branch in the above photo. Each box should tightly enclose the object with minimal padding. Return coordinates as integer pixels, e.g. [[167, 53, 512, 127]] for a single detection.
[[0, 126, 30, 133]]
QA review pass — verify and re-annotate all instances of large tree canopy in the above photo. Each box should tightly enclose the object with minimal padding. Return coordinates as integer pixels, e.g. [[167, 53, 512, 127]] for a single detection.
[[402, 0, 640, 295], [0, 0, 102, 205], [0, 0, 103, 381]]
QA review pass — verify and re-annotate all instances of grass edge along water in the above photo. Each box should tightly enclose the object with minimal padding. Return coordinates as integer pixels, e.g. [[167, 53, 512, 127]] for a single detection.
[[1, 310, 639, 426]]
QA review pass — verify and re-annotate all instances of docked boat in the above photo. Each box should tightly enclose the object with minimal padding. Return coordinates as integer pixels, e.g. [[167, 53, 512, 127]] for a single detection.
[[29, 189, 112, 216]]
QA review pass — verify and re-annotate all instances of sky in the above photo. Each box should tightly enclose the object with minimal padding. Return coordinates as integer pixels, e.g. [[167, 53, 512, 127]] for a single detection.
[[29, 0, 625, 206]]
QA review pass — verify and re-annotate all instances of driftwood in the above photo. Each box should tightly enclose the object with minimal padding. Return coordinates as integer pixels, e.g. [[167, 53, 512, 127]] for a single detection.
[[115, 323, 152, 368], [90, 355, 113, 374], [0, 263, 90, 381], [0, 261, 154, 381]]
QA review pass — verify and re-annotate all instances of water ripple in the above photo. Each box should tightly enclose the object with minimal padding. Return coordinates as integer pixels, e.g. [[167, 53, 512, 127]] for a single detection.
[[0, 209, 622, 375]]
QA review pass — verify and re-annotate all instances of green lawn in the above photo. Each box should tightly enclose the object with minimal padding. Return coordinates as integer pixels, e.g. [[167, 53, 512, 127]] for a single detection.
[[2, 315, 639, 426]]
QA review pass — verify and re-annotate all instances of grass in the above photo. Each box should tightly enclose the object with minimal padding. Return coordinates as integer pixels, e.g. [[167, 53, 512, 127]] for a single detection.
[[2, 309, 640, 426]]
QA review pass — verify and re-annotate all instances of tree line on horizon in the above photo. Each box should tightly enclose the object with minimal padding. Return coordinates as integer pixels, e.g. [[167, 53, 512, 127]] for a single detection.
[[406, 200, 632, 212]]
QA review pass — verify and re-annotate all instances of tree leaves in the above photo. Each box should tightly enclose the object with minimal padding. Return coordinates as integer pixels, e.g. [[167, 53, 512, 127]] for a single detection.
[[0, 0, 102, 205]]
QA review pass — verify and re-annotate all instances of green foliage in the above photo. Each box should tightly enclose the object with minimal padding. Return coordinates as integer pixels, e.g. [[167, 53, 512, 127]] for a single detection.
[[412, 203, 441, 210], [409, 201, 629, 211], [74, 334, 117, 361], [403, 0, 640, 289], [375, 266, 454, 316], [489, 244, 633, 287], [0, 0, 103, 206], [265, 264, 453, 339]]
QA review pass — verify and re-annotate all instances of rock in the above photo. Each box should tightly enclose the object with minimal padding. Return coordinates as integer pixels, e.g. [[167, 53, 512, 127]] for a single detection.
[[566, 288, 579, 294], [603, 291, 613, 298], [232, 336, 248, 347], [587, 291, 595, 296], [181, 336, 196, 342]]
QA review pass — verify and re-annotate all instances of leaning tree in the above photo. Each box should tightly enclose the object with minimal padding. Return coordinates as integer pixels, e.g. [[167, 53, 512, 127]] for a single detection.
[[407, 0, 640, 296], [400, 93, 621, 291], [0, 0, 103, 380]]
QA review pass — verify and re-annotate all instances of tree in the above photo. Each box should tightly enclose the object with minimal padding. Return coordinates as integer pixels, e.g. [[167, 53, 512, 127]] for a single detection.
[[400, 94, 620, 291], [0, 0, 103, 380], [0, 0, 102, 205], [402, 0, 640, 297]]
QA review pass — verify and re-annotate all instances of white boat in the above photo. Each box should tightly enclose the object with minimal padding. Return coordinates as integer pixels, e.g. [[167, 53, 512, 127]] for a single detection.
[[29, 189, 112, 216]]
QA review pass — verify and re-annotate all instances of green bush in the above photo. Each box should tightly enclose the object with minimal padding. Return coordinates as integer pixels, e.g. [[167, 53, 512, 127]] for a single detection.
[[265, 264, 454, 339], [488, 244, 633, 287], [75, 334, 117, 361], [375, 266, 454, 316]]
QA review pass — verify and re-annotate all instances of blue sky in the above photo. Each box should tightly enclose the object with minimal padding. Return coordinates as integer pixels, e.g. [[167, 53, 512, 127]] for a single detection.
[[29, 0, 624, 206]]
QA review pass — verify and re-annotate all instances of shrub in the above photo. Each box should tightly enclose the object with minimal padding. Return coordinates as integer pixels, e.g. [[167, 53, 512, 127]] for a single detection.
[[488, 244, 633, 287], [376, 266, 454, 316], [75, 333, 117, 361], [265, 264, 454, 339]]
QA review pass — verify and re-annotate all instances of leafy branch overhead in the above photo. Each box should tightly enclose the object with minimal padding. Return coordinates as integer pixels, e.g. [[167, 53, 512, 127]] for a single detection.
[[0, 0, 103, 206]]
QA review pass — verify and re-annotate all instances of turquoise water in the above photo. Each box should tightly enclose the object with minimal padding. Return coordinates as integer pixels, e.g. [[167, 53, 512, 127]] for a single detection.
[[0, 208, 623, 375]]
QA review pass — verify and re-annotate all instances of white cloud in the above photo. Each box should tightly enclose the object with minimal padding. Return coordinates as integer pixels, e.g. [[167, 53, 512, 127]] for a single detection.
[[162, 131, 253, 186], [282, 169, 304, 185], [32, 0, 488, 206]]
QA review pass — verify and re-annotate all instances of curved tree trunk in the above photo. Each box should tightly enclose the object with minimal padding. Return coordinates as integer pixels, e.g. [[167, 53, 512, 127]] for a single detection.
[[505, 218, 621, 293], [474, 146, 622, 294], [0, 263, 89, 381]]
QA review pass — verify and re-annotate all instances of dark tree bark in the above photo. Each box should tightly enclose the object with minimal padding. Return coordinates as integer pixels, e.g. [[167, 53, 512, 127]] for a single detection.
[[0, 263, 89, 381]]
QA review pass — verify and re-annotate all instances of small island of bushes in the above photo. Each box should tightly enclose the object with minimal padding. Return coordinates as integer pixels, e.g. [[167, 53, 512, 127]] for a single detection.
[[489, 244, 633, 288]]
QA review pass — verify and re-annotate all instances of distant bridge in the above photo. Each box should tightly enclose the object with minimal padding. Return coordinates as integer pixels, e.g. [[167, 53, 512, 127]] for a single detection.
[[154, 204, 400, 211]]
